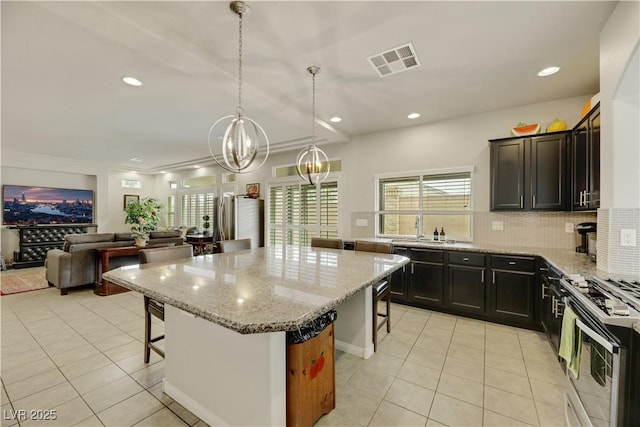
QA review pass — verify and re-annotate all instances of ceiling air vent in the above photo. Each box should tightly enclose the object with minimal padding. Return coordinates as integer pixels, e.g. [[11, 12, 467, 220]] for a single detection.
[[368, 42, 421, 77]]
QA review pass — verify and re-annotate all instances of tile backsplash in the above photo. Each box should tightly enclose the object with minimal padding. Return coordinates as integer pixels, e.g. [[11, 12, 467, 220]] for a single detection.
[[474, 211, 597, 250]]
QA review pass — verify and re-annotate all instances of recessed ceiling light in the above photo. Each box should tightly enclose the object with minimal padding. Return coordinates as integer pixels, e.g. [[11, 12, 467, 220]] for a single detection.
[[537, 66, 560, 77], [330, 116, 342, 123], [193, 165, 200, 168], [160, 171, 167, 174], [130, 157, 143, 162], [122, 76, 143, 86], [407, 113, 421, 119]]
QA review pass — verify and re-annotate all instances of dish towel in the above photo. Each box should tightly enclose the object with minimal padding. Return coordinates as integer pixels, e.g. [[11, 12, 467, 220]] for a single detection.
[[559, 305, 582, 379]]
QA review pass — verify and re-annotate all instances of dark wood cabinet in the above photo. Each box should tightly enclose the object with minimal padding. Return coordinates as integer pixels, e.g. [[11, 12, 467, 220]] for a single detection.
[[390, 247, 408, 301], [488, 255, 536, 327], [490, 132, 569, 211], [409, 261, 445, 306], [446, 252, 486, 314], [572, 103, 600, 210], [9, 225, 92, 268], [490, 138, 525, 210]]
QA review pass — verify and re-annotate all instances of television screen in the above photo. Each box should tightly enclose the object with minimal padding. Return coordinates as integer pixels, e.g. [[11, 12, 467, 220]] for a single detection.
[[2, 185, 94, 225]]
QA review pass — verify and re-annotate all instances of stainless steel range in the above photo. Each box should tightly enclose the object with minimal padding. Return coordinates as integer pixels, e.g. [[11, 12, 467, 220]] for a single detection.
[[560, 275, 640, 426]]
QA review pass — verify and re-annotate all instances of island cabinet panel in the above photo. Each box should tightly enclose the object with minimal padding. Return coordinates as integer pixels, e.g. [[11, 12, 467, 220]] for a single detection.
[[407, 248, 445, 307], [445, 252, 486, 314], [488, 255, 536, 326], [390, 247, 409, 301]]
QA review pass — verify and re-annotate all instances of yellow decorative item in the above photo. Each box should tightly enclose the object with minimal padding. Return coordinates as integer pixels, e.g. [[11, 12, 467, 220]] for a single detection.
[[546, 118, 568, 132], [580, 99, 592, 118]]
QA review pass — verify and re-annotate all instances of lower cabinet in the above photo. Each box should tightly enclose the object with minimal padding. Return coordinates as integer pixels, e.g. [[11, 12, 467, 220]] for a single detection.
[[488, 255, 537, 326], [446, 252, 486, 314], [390, 247, 408, 301], [391, 246, 539, 330], [407, 248, 445, 307]]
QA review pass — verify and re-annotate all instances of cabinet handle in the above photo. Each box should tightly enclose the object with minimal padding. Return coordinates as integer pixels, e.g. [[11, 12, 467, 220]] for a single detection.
[[411, 263, 414, 274], [520, 196, 524, 209], [580, 190, 585, 206], [532, 194, 536, 208], [552, 295, 557, 317], [463, 257, 469, 261], [508, 261, 516, 265], [584, 191, 590, 206], [481, 268, 485, 283], [541, 282, 548, 299], [492, 271, 496, 284]]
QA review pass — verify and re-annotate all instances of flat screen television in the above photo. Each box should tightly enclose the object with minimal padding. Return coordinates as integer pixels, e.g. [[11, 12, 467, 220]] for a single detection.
[[2, 185, 94, 225]]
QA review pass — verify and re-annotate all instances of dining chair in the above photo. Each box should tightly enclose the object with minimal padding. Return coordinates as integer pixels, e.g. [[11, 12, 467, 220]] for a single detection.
[[310, 237, 343, 249], [354, 240, 393, 352], [217, 238, 251, 253], [139, 244, 194, 363]]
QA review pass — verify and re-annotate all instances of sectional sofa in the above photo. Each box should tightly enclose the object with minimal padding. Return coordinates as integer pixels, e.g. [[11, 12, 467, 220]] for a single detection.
[[45, 231, 184, 295]]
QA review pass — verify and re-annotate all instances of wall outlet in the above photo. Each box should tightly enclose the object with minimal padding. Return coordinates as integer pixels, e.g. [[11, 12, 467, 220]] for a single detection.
[[492, 221, 504, 231], [620, 229, 637, 247], [355, 219, 368, 227], [565, 223, 575, 233]]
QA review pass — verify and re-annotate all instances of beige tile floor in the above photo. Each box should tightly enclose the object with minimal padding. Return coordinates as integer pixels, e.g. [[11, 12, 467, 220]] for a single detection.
[[1, 281, 569, 426]]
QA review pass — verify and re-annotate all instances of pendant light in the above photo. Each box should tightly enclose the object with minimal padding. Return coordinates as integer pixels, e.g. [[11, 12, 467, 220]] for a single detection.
[[296, 66, 330, 185], [208, 1, 269, 173]]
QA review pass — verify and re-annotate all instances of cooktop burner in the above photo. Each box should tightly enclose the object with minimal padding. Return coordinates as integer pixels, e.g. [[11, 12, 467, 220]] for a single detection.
[[606, 280, 640, 299]]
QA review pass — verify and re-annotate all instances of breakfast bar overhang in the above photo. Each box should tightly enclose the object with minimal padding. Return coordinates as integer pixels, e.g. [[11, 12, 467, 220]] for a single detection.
[[103, 245, 409, 426]]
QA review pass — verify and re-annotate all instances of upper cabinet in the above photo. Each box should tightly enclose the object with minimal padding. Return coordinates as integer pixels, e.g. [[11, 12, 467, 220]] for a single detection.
[[572, 103, 600, 210], [490, 132, 569, 211]]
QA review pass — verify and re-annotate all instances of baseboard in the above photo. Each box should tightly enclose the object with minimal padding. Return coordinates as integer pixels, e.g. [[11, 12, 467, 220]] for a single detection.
[[163, 380, 228, 427], [335, 339, 374, 359]]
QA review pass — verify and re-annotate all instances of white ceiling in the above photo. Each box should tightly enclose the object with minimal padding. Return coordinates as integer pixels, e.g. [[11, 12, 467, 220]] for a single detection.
[[1, 1, 617, 173]]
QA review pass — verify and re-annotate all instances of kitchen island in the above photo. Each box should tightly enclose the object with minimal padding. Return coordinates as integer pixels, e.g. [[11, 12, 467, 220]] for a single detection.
[[103, 245, 409, 427]]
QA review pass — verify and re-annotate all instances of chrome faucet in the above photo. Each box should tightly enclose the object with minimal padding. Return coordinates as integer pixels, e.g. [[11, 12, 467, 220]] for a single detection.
[[415, 215, 422, 239]]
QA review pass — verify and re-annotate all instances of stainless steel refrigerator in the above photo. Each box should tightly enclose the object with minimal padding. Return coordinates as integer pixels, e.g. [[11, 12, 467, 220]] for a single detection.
[[214, 195, 264, 248]]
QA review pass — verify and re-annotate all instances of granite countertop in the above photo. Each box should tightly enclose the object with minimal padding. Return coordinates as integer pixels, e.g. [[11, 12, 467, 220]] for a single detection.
[[345, 237, 599, 278], [103, 245, 409, 334]]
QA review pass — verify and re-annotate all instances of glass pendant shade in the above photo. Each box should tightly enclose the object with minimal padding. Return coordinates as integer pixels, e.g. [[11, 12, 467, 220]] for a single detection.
[[208, 1, 269, 174], [296, 66, 330, 185]]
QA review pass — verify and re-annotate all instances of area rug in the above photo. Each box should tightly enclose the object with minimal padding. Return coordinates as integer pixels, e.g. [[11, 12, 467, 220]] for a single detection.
[[0, 268, 49, 295]]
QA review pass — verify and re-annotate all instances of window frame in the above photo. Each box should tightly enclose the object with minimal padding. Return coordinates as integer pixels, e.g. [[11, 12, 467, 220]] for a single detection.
[[375, 166, 474, 241]]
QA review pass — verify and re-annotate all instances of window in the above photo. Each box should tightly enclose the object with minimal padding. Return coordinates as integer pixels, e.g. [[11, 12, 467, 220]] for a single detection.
[[181, 192, 215, 230], [274, 160, 342, 178], [167, 196, 176, 228], [269, 181, 339, 246], [121, 179, 141, 189], [377, 170, 472, 240]]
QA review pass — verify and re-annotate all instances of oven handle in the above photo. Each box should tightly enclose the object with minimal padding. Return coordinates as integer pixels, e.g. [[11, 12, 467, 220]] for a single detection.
[[575, 318, 615, 353]]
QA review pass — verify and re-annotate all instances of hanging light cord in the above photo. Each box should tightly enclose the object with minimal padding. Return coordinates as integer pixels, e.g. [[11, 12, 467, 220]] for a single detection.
[[311, 69, 316, 145], [236, 9, 244, 116]]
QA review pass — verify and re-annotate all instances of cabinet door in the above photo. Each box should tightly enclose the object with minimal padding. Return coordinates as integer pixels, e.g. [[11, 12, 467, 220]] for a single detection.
[[530, 133, 568, 210], [390, 247, 408, 301], [489, 269, 535, 324], [446, 264, 485, 313], [538, 265, 551, 335], [588, 108, 600, 209], [409, 261, 444, 307], [572, 118, 589, 210], [491, 139, 525, 210]]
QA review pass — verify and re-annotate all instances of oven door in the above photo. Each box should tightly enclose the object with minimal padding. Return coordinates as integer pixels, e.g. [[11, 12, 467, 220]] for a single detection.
[[564, 298, 625, 427]]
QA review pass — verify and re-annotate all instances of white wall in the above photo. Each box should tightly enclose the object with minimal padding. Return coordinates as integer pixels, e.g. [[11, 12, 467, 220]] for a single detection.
[[163, 96, 589, 238], [599, 0, 640, 209]]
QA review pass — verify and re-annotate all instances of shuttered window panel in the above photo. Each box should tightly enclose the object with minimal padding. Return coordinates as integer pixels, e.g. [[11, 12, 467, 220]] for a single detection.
[[269, 180, 339, 246], [167, 196, 176, 228], [180, 192, 215, 229]]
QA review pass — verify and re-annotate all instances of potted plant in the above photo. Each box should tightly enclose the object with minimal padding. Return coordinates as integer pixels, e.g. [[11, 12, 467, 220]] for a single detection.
[[124, 197, 163, 246]]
